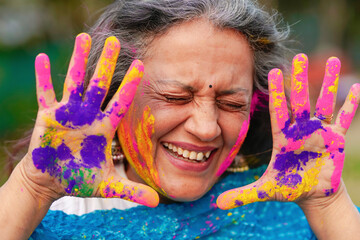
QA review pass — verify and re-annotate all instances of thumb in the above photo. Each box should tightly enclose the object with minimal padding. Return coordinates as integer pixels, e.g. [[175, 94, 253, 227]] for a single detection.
[[98, 174, 159, 208], [216, 178, 275, 210]]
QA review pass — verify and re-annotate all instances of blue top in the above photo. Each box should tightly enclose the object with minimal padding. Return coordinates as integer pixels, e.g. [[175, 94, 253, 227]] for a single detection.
[[30, 166, 325, 239]]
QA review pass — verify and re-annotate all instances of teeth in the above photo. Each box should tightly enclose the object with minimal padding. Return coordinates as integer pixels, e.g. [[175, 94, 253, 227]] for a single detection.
[[189, 151, 197, 160], [163, 143, 212, 162], [183, 150, 190, 158], [177, 147, 183, 155], [196, 152, 204, 161]]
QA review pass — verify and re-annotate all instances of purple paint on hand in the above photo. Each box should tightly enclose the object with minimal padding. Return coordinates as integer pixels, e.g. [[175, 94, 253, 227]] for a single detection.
[[32, 146, 58, 176], [274, 151, 321, 172], [57, 142, 74, 161], [281, 111, 323, 141], [55, 85, 106, 127], [257, 190, 269, 199], [324, 188, 334, 196], [80, 135, 107, 168], [234, 200, 243, 206], [276, 172, 302, 187]]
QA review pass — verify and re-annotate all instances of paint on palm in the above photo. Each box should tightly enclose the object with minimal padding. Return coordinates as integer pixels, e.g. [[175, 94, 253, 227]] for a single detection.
[[31, 34, 148, 202], [217, 54, 359, 209]]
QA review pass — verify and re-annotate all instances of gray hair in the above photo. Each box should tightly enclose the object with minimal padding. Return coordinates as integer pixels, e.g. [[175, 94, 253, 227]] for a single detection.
[[85, 0, 291, 165]]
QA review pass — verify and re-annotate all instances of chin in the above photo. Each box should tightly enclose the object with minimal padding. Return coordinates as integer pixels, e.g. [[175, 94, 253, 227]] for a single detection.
[[158, 179, 215, 203]]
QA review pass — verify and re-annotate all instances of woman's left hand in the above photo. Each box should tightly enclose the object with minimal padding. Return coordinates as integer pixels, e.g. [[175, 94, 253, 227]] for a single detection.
[[217, 53, 360, 209]]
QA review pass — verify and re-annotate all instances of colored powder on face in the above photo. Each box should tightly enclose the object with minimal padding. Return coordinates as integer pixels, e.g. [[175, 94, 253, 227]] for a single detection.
[[80, 135, 107, 169], [55, 85, 105, 127], [119, 105, 164, 195], [216, 117, 250, 177]]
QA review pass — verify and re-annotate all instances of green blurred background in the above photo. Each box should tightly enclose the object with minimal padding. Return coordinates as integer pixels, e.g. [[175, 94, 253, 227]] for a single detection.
[[0, 0, 359, 204]]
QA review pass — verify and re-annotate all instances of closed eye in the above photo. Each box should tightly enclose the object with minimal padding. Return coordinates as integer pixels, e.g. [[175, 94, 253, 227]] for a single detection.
[[163, 95, 192, 104], [216, 100, 248, 112]]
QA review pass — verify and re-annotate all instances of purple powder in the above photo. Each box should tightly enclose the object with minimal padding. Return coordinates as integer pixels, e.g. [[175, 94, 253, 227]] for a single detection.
[[32, 146, 58, 175], [57, 142, 74, 161], [274, 151, 320, 172], [276, 173, 302, 187], [63, 169, 72, 179], [324, 188, 334, 196], [65, 179, 77, 194], [55, 85, 105, 127], [257, 190, 269, 199], [281, 111, 323, 141], [80, 135, 107, 168], [234, 200, 243, 207]]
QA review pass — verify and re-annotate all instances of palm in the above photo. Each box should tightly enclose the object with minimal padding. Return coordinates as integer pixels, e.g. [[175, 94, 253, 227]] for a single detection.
[[22, 33, 158, 207], [217, 54, 360, 209]]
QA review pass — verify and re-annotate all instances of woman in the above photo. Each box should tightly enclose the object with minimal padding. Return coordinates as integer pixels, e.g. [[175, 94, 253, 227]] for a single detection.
[[1, 0, 359, 239]]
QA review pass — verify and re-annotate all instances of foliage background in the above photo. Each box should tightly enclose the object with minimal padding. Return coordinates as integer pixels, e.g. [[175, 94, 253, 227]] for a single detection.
[[0, 0, 359, 204]]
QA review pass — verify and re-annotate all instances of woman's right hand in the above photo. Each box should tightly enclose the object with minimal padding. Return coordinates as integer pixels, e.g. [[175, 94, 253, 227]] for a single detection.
[[20, 33, 159, 207]]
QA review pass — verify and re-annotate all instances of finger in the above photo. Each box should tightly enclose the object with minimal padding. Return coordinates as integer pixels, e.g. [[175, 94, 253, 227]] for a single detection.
[[217, 179, 274, 210], [98, 175, 159, 208], [105, 60, 144, 129], [268, 68, 289, 132], [291, 54, 310, 121], [35, 53, 57, 109], [335, 83, 360, 134], [83, 36, 120, 110], [61, 33, 91, 103], [314, 57, 341, 122]]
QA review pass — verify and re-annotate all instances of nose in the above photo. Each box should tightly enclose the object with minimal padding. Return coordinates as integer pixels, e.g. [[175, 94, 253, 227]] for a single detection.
[[184, 102, 221, 142]]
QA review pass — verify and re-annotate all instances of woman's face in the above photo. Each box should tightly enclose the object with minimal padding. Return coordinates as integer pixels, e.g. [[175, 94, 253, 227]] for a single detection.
[[118, 19, 254, 202]]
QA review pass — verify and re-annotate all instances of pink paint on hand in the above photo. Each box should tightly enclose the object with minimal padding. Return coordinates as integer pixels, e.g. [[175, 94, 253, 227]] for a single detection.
[[338, 83, 360, 130], [216, 117, 250, 176], [109, 60, 144, 129], [67, 33, 91, 92], [320, 128, 345, 192], [291, 54, 310, 118], [268, 68, 288, 130], [315, 57, 340, 117], [35, 53, 53, 92]]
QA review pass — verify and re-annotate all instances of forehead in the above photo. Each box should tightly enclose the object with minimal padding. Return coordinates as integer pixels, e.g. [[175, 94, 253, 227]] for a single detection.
[[143, 18, 254, 91]]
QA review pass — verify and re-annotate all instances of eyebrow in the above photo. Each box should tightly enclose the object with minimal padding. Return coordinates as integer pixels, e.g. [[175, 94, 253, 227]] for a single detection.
[[154, 79, 250, 95], [155, 79, 196, 92]]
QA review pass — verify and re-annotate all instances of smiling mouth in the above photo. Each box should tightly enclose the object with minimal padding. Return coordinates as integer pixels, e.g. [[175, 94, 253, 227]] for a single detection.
[[162, 142, 213, 163]]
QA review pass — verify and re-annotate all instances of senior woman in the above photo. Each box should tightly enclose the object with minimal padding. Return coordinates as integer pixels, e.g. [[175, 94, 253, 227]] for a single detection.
[[1, 0, 360, 239]]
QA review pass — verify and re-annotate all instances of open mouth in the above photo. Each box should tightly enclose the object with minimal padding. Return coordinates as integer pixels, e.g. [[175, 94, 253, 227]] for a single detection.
[[162, 142, 213, 163]]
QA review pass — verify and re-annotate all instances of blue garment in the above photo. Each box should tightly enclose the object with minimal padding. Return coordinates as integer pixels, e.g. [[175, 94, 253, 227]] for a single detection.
[[31, 166, 317, 239]]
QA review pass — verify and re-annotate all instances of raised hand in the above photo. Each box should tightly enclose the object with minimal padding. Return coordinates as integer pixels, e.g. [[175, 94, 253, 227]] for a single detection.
[[217, 53, 360, 209], [23, 33, 159, 207]]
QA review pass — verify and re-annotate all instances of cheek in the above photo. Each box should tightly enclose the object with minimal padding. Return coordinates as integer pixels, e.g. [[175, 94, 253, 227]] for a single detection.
[[118, 105, 163, 192]]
